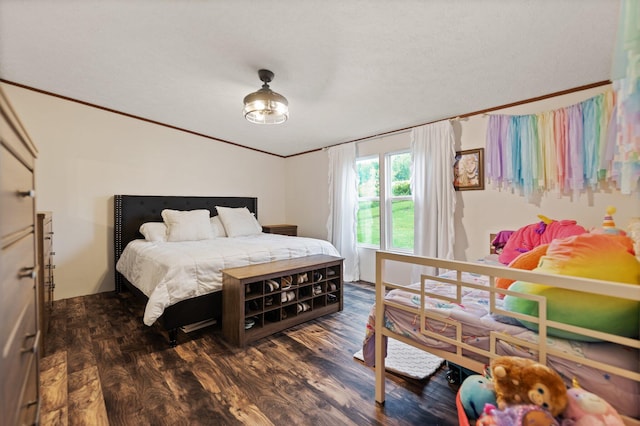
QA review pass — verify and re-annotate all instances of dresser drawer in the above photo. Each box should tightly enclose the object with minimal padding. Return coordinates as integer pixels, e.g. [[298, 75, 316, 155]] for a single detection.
[[0, 106, 36, 170], [0, 234, 36, 344], [1, 298, 37, 426], [16, 350, 40, 426], [44, 254, 55, 285], [0, 146, 35, 238]]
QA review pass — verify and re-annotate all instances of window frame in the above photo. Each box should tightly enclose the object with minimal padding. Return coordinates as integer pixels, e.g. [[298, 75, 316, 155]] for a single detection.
[[384, 150, 413, 253], [356, 154, 382, 249], [356, 150, 414, 253]]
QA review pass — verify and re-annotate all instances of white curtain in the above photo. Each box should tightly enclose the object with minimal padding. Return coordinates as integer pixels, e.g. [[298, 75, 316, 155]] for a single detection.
[[410, 121, 456, 277], [327, 143, 360, 282]]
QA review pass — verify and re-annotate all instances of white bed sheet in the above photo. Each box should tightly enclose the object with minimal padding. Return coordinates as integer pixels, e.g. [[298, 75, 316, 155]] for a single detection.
[[116, 233, 340, 325]]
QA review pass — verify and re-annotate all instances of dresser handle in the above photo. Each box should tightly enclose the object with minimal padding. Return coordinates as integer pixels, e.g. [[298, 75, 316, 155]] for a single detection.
[[17, 189, 36, 198], [19, 266, 37, 280], [50, 252, 56, 256], [21, 331, 40, 354]]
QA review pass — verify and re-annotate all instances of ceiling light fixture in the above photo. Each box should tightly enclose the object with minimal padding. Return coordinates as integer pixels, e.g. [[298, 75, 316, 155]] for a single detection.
[[243, 69, 288, 124]]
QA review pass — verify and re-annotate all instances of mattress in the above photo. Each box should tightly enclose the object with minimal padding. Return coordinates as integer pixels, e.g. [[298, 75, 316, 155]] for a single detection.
[[116, 233, 340, 325], [362, 269, 639, 418]]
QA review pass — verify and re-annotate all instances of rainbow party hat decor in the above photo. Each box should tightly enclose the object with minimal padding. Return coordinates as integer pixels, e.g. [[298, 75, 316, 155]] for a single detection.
[[597, 206, 627, 236]]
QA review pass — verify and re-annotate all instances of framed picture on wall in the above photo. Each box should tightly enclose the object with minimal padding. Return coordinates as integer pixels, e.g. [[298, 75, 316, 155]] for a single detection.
[[453, 148, 484, 191]]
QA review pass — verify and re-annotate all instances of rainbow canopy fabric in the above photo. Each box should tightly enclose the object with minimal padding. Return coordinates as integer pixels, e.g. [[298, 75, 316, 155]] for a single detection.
[[486, 0, 639, 197]]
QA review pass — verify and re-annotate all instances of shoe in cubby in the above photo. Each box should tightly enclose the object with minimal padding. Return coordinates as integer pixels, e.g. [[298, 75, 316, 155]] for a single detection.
[[246, 282, 263, 296], [281, 290, 296, 304], [265, 279, 280, 293], [281, 275, 293, 290]]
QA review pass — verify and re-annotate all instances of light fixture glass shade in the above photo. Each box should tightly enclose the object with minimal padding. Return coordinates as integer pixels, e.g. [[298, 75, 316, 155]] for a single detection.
[[243, 70, 288, 124]]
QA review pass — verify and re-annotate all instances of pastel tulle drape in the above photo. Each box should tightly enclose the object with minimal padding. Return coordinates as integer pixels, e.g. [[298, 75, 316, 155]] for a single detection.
[[486, 90, 621, 197], [487, 0, 639, 197], [326, 143, 360, 282], [410, 121, 456, 277], [610, 0, 640, 194]]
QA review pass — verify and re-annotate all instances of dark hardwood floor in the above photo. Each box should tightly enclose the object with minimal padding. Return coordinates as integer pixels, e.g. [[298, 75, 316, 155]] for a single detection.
[[41, 282, 459, 425]]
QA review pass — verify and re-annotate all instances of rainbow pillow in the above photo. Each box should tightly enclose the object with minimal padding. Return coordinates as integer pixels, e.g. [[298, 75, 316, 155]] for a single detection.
[[504, 233, 640, 341]]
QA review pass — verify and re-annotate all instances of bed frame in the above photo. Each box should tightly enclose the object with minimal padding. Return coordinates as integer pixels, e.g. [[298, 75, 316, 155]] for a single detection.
[[113, 194, 258, 346], [373, 251, 640, 424]]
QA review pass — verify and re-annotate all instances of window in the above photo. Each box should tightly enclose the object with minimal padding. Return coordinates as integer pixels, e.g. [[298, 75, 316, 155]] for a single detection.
[[356, 151, 413, 252], [387, 152, 413, 251], [356, 156, 380, 247]]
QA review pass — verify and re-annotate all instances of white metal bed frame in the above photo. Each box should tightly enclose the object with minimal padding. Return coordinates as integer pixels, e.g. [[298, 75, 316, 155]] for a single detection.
[[374, 251, 640, 424]]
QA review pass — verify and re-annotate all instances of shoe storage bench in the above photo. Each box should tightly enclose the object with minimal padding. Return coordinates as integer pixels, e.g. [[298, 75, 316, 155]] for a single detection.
[[222, 254, 343, 346]]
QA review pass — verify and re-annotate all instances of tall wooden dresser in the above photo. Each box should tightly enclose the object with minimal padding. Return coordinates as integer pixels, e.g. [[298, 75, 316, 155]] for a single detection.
[[0, 87, 41, 424], [37, 211, 54, 357]]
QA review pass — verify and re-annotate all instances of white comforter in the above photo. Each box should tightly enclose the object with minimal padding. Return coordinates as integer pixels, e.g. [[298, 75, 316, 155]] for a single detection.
[[116, 233, 340, 325]]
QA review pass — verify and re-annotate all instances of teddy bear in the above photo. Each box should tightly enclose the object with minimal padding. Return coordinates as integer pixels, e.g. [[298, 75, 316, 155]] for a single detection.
[[490, 356, 568, 417], [560, 386, 624, 426]]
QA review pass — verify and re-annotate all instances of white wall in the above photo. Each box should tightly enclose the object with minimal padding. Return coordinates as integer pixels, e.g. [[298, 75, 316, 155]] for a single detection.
[[2, 83, 288, 300], [287, 84, 640, 283], [6, 82, 638, 297], [284, 149, 329, 240]]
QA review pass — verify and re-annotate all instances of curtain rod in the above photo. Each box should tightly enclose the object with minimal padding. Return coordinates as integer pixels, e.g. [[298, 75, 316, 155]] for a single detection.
[[316, 80, 611, 153]]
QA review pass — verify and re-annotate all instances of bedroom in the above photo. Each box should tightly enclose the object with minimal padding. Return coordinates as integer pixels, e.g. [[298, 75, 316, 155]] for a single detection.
[[1, 0, 638, 425]]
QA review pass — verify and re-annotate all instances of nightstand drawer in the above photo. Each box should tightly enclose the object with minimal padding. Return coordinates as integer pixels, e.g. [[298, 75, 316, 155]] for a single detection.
[[262, 224, 297, 236]]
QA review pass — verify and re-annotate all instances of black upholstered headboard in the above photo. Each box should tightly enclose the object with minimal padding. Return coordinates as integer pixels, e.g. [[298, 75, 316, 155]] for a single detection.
[[113, 195, 258, 291]]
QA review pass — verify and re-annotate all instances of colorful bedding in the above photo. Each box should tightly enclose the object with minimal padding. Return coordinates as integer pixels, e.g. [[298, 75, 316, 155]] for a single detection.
[[116, 233, 340, 325], [362, 269, 639, 418]]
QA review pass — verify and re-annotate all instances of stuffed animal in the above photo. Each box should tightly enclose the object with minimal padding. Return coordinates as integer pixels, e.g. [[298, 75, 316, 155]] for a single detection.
[[498, 216, 586, 265], [477, 403, 560, 426], [561, 387, 624, 426], [495, 243, 549, 298], [459, 374, 497, 420], [490, 356, 568, 417]]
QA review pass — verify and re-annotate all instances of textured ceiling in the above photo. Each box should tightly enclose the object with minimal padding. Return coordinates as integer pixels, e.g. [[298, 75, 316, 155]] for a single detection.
[[0, 0, 620, 157]]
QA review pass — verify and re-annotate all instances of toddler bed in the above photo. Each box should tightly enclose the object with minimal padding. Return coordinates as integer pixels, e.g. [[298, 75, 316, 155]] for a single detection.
[[364, 250, 640, 422], [114, 195, 340, 346]]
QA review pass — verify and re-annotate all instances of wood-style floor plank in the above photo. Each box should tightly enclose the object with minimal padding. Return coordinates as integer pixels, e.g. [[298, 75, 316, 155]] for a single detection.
[[67, 365, 109, 426], [40, 351, 69, 426], [41, 282, 459, 425]]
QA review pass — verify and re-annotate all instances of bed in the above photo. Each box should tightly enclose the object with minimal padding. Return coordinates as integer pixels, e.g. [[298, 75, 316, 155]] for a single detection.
[[364, 251, 640, 423], [113, 195, 340, 346]]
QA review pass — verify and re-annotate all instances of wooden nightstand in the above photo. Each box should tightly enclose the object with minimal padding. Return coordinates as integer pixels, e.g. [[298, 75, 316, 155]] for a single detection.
[[262, 224, 297, 236]]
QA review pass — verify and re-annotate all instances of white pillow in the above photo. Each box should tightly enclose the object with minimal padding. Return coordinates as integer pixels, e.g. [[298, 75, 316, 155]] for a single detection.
[[161, 209, 213, 242], [215, 206, 262, 237], [210, 216, 227, 238], [139, 222, 167, 242]]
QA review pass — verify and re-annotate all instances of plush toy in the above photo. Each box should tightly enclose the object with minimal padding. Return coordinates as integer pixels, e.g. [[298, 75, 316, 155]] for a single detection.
[[498, 216, 586, 265], [477, 403, 560, 426], [504, 233, 640, 341], [495, 243, 549, 298], [490, 356, 568, 417], [459, 374, 497, 420], [561, 386, 624, 426]]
